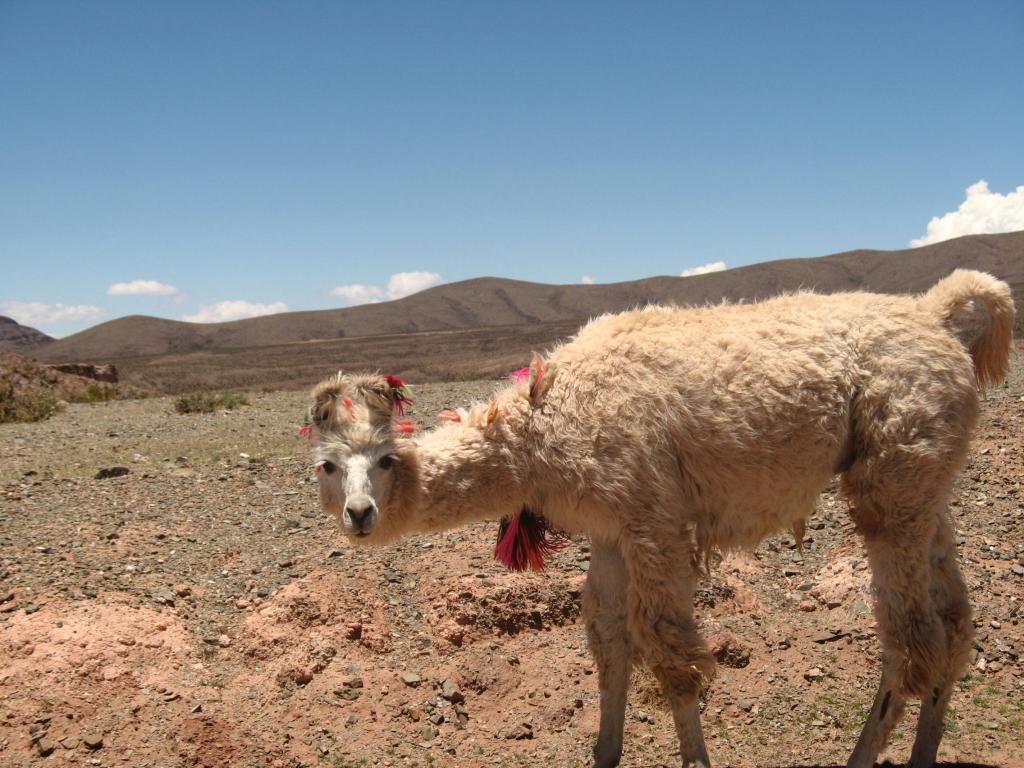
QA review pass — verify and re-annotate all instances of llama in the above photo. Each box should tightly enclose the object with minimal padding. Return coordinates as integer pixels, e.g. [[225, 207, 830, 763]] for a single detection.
[[304, 270, 1013, 768]]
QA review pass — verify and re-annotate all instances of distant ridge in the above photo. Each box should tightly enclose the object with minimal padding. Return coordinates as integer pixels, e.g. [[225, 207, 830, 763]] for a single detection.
[[35, 231, 1024, 365], [0, 316, 54, 354]]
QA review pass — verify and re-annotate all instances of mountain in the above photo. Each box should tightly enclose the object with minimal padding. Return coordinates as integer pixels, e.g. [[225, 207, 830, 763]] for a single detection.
[[33, 231, 1024, 366], [28, 231, 1023, 393], [0, 316, 54, 353]]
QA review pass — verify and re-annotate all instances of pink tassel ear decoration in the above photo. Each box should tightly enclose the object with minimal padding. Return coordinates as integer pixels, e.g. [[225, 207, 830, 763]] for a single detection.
[[438, 410, 461, 422], [298, 424, 313, 440], [508, 366, 531, 383], [342, 397, 357, 418], [494, 508, 569, 572], [385, 374, 414, 416], [393, 419, 417, 434]]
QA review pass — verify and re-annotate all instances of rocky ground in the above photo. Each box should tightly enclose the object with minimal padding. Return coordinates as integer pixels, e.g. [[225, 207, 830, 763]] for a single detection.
[[0, 366, 1022, 768]]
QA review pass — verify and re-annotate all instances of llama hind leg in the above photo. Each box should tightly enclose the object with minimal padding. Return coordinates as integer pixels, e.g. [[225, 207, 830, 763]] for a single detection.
[[584, 540, 633, 768], [907, 515, 973, 768], [846, 505, 947, 768], [621, 536, 714, 768]]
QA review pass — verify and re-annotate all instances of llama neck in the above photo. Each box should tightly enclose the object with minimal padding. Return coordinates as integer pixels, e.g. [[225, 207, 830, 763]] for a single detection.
[[405, 422, 526, 534]]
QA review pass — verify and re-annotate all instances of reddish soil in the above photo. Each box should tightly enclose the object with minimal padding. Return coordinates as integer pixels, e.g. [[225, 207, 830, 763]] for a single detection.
[[0, 367, 1022, 767]]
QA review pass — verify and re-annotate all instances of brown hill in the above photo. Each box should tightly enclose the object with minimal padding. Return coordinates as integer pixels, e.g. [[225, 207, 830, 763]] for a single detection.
[[35, 231, 1024, 365], [31, 231, 1024, 393], [0, 316, 54, 353]]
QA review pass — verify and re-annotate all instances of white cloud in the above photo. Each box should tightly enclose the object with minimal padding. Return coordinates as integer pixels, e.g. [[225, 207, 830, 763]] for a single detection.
[[386, 271, 442, 300], [182, 300, 288, 323], [107, 279, 179, 296], [329, 271, 444, 306], [0, 301, 106, 328], [911, 180, 1024, 247], [328, 284, 384, 306], [581, 275, 596, 285], [680, 260, 727, 277]]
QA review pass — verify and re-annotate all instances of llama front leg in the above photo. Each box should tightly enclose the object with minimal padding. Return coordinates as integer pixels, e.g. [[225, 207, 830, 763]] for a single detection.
[[621, 536, 714, 768], [584, 540, 632, 768]]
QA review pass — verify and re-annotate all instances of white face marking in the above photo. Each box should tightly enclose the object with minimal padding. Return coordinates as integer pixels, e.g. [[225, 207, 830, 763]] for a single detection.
[[314, 443, 399, 539]]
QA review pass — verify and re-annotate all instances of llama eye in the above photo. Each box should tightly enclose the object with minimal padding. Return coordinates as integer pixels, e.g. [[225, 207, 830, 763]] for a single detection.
[[321, 461, 337, 474], [378, 455, 396, 470]]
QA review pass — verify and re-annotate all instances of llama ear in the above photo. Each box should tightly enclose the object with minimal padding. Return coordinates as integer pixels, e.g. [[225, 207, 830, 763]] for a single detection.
[[528, 352, 556, 406], [344, 374, 393, 425], [309, 375, 353, 431]]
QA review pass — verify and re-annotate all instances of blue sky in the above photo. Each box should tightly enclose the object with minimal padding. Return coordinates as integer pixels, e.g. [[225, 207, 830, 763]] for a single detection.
[[1, 1, 1023, 336]]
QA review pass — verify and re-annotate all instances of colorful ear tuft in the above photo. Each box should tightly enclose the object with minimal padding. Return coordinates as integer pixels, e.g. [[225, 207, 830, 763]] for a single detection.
[[385, 374, 414, 416], [393, 419, 417, 434], [508, 366, 531, 383], [528, 352, 556, 405], [438, 410, 461, 422]]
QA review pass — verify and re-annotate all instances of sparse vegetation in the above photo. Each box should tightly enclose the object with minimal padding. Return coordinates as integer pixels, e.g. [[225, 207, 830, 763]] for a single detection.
[[174, 391, 250, 414], [0, 383, 64, 423]]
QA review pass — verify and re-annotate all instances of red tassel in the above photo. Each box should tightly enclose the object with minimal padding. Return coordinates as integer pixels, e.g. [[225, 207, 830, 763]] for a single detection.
[[494, 508, 569, 572], [385, 374, 414, 416]]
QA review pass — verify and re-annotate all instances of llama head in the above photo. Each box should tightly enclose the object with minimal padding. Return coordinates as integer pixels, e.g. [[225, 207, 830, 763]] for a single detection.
[[307, 373, 417, 543]]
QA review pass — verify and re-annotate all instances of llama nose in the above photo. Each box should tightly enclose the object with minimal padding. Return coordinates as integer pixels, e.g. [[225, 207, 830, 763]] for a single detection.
[[345, 502, 375, 528]]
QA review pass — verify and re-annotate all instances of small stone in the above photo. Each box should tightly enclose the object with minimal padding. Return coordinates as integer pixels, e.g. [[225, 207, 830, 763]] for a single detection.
[[25, 603, 39, 614], [739, 701, 754, 712], [190, 704, 203, 714], [83, 733, 104, 750], [798, 600, 817, 612], [60, 736, 80, 749], [217, 634, 231, 647], [37, 738, 57, 756], [429, 713, 444, 725], [804, 667, 825, 682], [402, 672, 422, 687], [440, 679, 464, 703], [317, 741, 330, 755], [812, 630, 851, 644], [345, 622, 362, 640], [1011, 566, 1024, 577], [95, 466, 129, 480]]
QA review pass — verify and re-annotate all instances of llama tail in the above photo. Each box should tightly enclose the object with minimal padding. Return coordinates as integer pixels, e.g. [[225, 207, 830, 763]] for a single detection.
[[918, 269, 1015, 388]]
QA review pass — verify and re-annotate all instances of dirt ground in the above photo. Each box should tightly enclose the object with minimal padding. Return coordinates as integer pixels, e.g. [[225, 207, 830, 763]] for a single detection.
[[1, 364, 1022, 768]]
